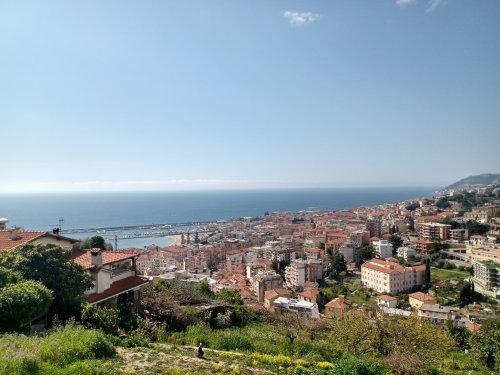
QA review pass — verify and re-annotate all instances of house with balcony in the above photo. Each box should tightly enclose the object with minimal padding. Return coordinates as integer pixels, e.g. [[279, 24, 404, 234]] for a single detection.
[[72, 248, 149, 307]]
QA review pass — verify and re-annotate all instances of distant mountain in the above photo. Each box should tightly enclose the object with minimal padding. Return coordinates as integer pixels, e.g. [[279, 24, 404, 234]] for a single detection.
[[445, 173, 500, 191]]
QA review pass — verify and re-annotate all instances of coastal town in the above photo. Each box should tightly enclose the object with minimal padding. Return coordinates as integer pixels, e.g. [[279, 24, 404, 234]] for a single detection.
[[2, 183, 499, 326]]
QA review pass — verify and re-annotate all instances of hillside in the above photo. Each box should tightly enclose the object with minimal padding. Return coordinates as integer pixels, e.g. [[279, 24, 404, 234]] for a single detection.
[[445, 173, 500, 191]]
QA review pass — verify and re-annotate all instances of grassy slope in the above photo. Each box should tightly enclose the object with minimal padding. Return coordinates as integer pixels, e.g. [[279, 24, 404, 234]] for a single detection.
[[431, 267, 470, 282]]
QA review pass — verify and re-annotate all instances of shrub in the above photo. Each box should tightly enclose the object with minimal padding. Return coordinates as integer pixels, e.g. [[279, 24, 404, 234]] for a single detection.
[[81, 303, 120, 335], [39, 325, 115, 365]]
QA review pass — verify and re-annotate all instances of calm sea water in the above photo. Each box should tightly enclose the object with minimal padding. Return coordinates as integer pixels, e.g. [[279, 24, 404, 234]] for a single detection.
[[0, 188, 436, 231]]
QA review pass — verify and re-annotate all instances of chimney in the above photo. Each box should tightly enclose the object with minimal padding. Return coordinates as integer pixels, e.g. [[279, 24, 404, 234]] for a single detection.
[[9, 228, 20, 240], [90, 248, 103, 269]]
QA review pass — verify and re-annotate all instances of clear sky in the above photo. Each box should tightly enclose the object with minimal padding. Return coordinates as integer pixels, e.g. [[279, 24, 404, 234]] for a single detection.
[[1, 0, 499, 193]]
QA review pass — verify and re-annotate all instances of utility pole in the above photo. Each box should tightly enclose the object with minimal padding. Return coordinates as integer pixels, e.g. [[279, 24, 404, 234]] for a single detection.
[[58, 217, 64, 233]]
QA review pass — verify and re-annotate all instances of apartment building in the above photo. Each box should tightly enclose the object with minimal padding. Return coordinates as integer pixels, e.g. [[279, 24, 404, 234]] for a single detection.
[[372, 239, 393, 259], [273, 297, 320, 318], [361, 258, 425, 294], [396, 246, 417, 261], [466, 244, 500, 263], [416, 222, 451, 241], [366, 219, 382, 238], [284, 258, 323, 289], [251, 270, 283, 302], [471, 260, 500, 299], [417, 304, 466, 327]]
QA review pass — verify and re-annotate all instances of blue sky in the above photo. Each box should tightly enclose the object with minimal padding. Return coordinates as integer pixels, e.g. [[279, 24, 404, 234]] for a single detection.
[[1, 0, 499, 192]]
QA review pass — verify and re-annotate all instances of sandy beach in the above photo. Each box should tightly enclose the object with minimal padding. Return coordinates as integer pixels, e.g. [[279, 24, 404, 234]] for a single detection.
[[169, 234, 183, 246]]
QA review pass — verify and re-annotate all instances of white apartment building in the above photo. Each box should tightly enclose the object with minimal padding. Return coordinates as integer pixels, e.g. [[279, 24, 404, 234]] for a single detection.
[[373, 239, 393, 259], [396, 246, 417, 261], [273, 297, 320, 318], [285, 259, 306, 289], [361, 258, 425, 294]]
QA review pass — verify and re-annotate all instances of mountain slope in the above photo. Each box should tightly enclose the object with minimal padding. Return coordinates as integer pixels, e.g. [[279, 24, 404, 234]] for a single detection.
[[445, 173, 500, 190]]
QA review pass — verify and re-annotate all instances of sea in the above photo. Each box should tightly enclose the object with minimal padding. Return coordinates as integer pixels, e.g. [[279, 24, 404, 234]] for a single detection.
[[0, 188, 436, 248]]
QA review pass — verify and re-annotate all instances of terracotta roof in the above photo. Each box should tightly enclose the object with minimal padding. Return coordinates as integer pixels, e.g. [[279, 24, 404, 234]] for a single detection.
[[86, 276, 149, 303], [299, 289, 320, 300], [0, 230, 45, 252], [325, 296, 352, 309], [72, 250, 139, 269], [264, 288, 290, 301], [408, 292, 436, 303]]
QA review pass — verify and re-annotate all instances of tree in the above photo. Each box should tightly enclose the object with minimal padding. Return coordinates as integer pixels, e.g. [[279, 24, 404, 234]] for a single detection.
[[465, 220, 490, 236], [470, 318, 500, 370], [329, 253, 347, 280], [194, 232, 200, 244], [215, 288, 244, 305], [388, 235, 403, 256], [0, 280, 53, 332], [355, 246, 374, 267], [0, 266, 22, 288], [81, 303, 120, 335], [436, 198, 452, 209], [0, 243, 93, 321], [424, 257, 431, 289]]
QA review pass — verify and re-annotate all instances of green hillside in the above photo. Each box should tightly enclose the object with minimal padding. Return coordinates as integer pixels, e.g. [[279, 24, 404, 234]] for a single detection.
[[445, 173, 500, 190]]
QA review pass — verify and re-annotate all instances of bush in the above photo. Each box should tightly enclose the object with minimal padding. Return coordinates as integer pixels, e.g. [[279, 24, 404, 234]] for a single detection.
[[39, 325, 115, 365], [81, 304, 120, 335], [332, 357, 385, 374]]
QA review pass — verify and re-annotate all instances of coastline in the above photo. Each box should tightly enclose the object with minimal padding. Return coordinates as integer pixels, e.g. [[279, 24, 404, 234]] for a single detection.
[[169, 234, 182, 246]]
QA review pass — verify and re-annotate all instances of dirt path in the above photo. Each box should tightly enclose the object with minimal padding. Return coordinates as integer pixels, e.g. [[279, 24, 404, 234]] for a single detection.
[[117, 343, 274, 374]]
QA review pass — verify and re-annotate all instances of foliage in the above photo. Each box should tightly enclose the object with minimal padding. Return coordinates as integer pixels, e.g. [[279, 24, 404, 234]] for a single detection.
[[83, 235, 107, 250], [0, 266, 22, 288], [465, 220, 490, 236], [214, 288, 244, 305], [388, 235, 403, 256], [195, 280, 214, 297], [0, 243, 93, 321], [328, 253, 347, 280], [405, 202, 420, 211], [139, 283, 197, 329], [0, 280, 53, 332], [470, 318, 500, 370], [447, 321, 471, 350], [436, 197, 452, 209], [355, 246, 374, 267], [0, 325, 117, 374], [81, 304, 120, 335], [329, 312, 455, 373]]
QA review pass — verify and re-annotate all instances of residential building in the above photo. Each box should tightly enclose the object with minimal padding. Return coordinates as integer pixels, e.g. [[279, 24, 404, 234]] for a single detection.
[[298, 289, 320, 304], [72, 248, 149, 307], [324, 296, 352, 319], [416, 222, 451, 241], [264, 289, 291, 310], [464, 205, 500, 223], [414, 239, 435, 253], [417, 304, 467, 327], [366, 219, 382, 238], [396, 246, 417, 261], [376, 295, 398, 308], [350, 230, 370, 248], [183, 255, 208, 274], [373, 239, 393, 259], [471, 260, 500, 299], [273, 297, 320, 318], [251, 271, 283, 303], [0, 228, 79, 253], [408, 292, 437, 310], [450, 228, 468, 242], [285, 259, 323, 289], [466, 244, 500, 263], [361, 258, 425, 294]]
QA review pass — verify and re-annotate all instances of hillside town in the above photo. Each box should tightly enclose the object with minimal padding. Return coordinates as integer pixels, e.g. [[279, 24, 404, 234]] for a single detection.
[[1, 185, 499, 330]]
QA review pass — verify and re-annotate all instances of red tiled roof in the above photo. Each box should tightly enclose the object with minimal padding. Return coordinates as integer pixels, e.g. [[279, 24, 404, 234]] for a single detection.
[[0, 230, 45, 252], [299, 289, 320, 300], [72, 249, 139, 269], [86, 276, 149, 303], [325, 296, 352, 309], [408, 292, 436, 303]]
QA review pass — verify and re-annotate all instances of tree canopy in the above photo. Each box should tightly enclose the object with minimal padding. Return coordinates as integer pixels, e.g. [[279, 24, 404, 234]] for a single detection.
[[0, 280, 53, 332], [0, 243, 92, 321]]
